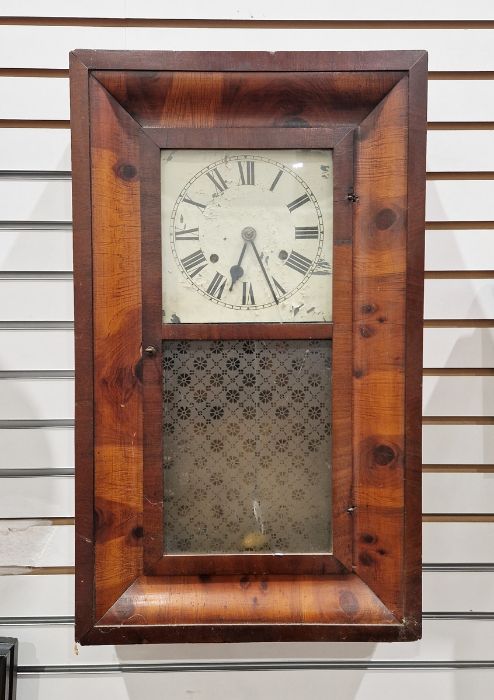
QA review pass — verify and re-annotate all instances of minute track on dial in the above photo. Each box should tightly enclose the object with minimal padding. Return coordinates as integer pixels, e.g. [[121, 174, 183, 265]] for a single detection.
[[168, 152, 327, 313]]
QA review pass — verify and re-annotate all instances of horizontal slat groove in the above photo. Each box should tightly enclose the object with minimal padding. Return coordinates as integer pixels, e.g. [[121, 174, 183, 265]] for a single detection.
[[2, 417, 493, 428], [425, 319, 494, 327], [0, 566, 74, 576], [0, 170, 71, 180], [423, 465, 494, 473], [424, 563, 494, 572], [0, 468, 74, 477], [2, 562, 493, 577], [423, 368, 494, 376], [0, 321, 74, 329], [13, 659, 494, 675], [0, 120, 70, 128], [423, 514, 494, 522], [0, 419, 74, 428], [426, 221, 494, 229], [0, 221, 71, 230], [3, 69, 494, 80], [428, 122, 494, 130], [425, 271, 494, 278], [0, 370, 74, 379], [0, 69, 67, 78], [3, 220, 494, 230], [422, 417, 494, 425], [3, 172, 494, 182], [2, 120, 494, 131], [3, 369, 492, 378], [3, 466, 494, 476], [2, 18, 494, 29], [427, 172, 494, 180], [2, 513, 493, 527], [0, 271, 72, 279], [429, 72, 494, 80], [9, 563, 490, 575]]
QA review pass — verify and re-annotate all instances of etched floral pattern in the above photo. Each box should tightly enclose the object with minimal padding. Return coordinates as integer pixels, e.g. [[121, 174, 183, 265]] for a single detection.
[[163, 339, 332, 553]]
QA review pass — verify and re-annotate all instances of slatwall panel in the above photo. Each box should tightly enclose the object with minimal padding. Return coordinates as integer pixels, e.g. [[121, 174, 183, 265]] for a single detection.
[[1, 5, 493, 696]]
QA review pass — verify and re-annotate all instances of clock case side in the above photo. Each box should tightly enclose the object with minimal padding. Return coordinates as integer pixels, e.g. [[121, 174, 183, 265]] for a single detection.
[[70, 50, 426, 645]]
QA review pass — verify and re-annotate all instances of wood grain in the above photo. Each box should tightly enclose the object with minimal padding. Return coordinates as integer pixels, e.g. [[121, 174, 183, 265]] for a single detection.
[[94, 573, 399, 643], [162, 322, 333, 341], [95, 69, 404, 130], [89, 77, 145, 620], [353, 76, 409, 621]]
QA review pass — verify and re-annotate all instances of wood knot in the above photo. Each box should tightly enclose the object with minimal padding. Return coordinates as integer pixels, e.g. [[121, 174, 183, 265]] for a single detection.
[[115, 162, 138, 181], [375, 207, 396, 230], [353, 368, 364, 379], [282, 116, 309, 127], [361, 303, 377, 315], [373, 444, 396, 466], [132, 526, 144, 539], [359, 551, 374, 567], [359, 325, 374, 338], [239, 575, 251, 589], [361, 533, 377, 545]]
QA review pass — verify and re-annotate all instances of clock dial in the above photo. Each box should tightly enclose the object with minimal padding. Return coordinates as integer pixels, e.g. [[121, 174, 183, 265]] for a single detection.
[[162, 150, 333, 323]]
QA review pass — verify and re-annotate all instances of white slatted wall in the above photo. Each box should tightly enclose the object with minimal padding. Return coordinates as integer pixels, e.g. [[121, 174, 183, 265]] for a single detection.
[[1, 3, 493, 698]]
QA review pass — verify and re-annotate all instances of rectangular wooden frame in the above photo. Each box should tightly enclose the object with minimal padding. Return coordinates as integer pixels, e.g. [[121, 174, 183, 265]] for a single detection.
[[144, 130, 352, 579], [70, 50, 427, 644]]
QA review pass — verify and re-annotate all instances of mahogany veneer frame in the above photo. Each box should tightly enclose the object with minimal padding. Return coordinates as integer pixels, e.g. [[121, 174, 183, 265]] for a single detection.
[[70, 50, 427, 645]]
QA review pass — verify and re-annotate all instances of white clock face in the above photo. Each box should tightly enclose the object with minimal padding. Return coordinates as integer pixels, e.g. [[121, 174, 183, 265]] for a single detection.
[[161, 149, 333, 323]]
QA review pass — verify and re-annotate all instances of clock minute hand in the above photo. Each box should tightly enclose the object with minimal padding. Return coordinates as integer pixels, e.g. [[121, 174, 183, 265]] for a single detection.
[[229, 241, 248, 291], [249, 239, 279, 306]]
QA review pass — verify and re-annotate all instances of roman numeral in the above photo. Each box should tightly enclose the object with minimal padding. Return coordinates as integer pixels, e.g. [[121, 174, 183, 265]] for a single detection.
[[270, 169, 283, 191], [181, 249, 207, 278], [238, 160, 255, 185], [313, 258, 332, 276], [206, 272, 226, 299], [242, 282, 255, 305], [183, 196, 206, 211], [272, 277, 286, 298], [207, 168, 228, 193], [175, 227, 200, 241], [287, 193, 310, 212], [295, 226, 319, 239], [285, 250, 312, 275]]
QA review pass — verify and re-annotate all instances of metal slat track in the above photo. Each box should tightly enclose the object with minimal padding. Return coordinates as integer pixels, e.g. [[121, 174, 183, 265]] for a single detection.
[[15, 659, 494, 675]]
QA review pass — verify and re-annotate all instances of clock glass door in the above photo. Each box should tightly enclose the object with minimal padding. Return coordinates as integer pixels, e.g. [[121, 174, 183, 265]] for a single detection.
[[161, 149, 333, 557]]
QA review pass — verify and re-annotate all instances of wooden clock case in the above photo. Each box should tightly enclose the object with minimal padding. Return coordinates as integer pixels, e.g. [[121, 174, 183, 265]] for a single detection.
[[70, 50, 427, 644]]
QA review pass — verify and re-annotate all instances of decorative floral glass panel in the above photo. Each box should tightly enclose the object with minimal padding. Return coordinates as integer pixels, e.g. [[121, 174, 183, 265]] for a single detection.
[[163, 339, 332, 554]]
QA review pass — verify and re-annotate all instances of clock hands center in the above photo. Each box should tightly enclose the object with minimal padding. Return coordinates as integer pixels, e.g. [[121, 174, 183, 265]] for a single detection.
[[229, 226, 279, 305], [228, 227, 256, 291]]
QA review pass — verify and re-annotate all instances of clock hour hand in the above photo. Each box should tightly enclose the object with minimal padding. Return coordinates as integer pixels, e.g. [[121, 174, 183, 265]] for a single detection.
[[249, 238, 279, 306], [229, 241, 247, 291]]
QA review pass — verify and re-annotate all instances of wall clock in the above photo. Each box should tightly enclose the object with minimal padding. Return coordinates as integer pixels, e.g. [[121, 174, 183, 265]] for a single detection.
[[70, 49, 427, 644]]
